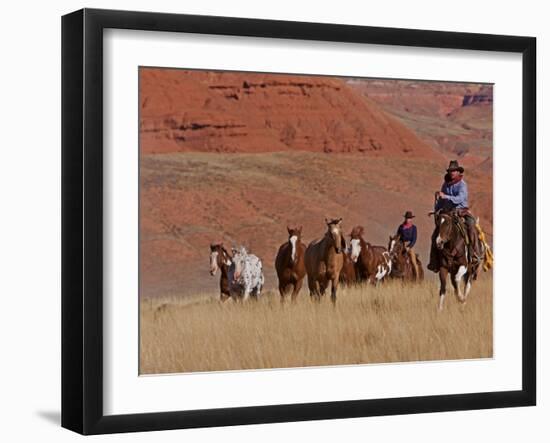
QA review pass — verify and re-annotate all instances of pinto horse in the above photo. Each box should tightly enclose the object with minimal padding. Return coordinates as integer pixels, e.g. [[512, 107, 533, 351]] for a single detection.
[[433, 212, 482, 310], [230, 246, 265, 301], [209, 243, 233, 301], [275, 226, 306, 302], [348, 226, 392, 284], [304, 218, 346, 304], [387, 234, 424, 282]]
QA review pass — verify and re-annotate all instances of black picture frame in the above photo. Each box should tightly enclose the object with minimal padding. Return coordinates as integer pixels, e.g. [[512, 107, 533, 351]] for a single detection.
[[61, 8, 536, 435]]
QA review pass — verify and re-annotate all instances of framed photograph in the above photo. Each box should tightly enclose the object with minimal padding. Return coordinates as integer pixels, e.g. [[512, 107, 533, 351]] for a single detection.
[[62, 8, 536, 435]]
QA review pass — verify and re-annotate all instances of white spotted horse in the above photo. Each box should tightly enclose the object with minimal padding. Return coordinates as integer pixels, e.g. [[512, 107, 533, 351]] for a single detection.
[[230, 246, 265, 301]]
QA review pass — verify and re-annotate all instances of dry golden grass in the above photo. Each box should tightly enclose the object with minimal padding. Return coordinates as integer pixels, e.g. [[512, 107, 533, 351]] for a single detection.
[[140, 275, 492, 374]]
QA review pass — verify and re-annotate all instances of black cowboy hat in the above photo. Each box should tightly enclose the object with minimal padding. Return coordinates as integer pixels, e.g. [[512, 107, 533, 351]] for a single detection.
[[447, 160, 464, 173], [403, 211, 415, 219]]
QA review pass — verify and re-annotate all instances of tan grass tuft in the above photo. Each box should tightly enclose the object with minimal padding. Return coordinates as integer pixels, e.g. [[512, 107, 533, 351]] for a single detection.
[[140, 276, 492, 374]]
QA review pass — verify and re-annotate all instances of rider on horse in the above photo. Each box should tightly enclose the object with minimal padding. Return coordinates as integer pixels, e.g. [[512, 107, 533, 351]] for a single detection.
[[427, 160, 481, 272], [396, 210, 420, 279]]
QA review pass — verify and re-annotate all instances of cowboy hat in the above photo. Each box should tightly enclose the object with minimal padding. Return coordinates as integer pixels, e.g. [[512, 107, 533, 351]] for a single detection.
[[446, 160, 464, 173], [403, 211, 415, 219]]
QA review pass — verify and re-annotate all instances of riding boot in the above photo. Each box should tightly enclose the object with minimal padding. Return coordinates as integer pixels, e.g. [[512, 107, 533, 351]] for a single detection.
[[467, 223, 481, 264], [408, 248, 420, 280]]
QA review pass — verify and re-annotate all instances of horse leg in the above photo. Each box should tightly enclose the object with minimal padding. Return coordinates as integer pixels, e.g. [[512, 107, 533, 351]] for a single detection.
[[291, 278, 303, 303], [450, 272, 458, 294], [464, 273, 472, 300], [438, 268, 448, 310], [253, 281, 262, 299], [310, 279, 321, 302], [279, 281, 288, 303], [366, 273, 376, 286], [330, 278, 338, 305], [319, 278, 327, 297], [242, 284, 251, 301], [454, 265, 467, 303]]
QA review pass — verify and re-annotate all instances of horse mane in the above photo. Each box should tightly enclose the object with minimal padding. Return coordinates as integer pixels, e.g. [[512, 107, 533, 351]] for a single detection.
[[234, 246, 248, 257], [220, 245, 231, 259], [350, 225, 364, 239], [321, 223, 346, 252]]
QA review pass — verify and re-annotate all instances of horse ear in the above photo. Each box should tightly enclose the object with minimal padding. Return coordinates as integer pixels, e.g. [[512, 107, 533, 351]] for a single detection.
[[287, 225, 291, 233], [324, 217, 329, 225], [338, 217, 343, 224], [298, 225, 302, 233]]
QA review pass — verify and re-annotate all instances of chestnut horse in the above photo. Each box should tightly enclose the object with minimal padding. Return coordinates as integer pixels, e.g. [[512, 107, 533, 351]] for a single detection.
[[275, 226, 306, 302], [339, 250, 359, 286], [387, 233, 424, 281], [433, 211, 483, 310], [209, 243, 232, 301], [348, 226, 392, 284], [304, 218, 346, 304]]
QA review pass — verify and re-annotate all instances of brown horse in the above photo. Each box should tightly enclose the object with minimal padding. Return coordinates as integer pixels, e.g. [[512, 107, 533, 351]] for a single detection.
[[348, 226, 392, 284], [209, 243, 233, 301], [433, 212, 483, 310], [304, 218, 346, 304], [275, 226, 306, 302], [339, 250, 359, 286], [387, 233, 424, 281]]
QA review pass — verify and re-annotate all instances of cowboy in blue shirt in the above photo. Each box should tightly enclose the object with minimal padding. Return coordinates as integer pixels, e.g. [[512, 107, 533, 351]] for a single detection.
[[396, 210, 420, 278], [427, 160, 480, 272]]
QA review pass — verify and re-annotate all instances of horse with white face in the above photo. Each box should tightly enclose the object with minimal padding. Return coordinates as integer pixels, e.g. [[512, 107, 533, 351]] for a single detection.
[[209, 243, 233, 301], [349, 226, 392, 284], [230, 246, 264, 301], [275, 226, 306, 302]]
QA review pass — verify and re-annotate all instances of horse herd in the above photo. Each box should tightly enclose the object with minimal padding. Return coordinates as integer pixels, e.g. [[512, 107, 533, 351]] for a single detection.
[[209, 218, 425, 305]]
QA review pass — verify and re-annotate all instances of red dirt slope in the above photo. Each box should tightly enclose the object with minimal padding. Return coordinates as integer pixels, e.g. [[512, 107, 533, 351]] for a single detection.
[[140, 69, 440, 158], [346, 79, 493, 162]]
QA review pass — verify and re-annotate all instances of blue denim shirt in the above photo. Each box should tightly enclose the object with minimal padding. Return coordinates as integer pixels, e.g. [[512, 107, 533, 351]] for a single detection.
[[397, 224, 417, 248], [435, 179, 468, 210]]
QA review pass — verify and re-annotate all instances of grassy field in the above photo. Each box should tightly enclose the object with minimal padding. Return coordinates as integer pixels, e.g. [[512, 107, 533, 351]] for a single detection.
[[140, 275, 493, 375]]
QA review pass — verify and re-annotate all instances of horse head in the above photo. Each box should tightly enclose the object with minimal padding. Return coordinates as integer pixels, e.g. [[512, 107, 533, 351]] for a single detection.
[[287, 225, 303, 263], [325, 218, 345, 254], [387, 233, 406, 277], [349, 225, 365, 263], [387, 233, 402, 259], [435, 213, 454, 250], [209, 243, 231, 276]]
